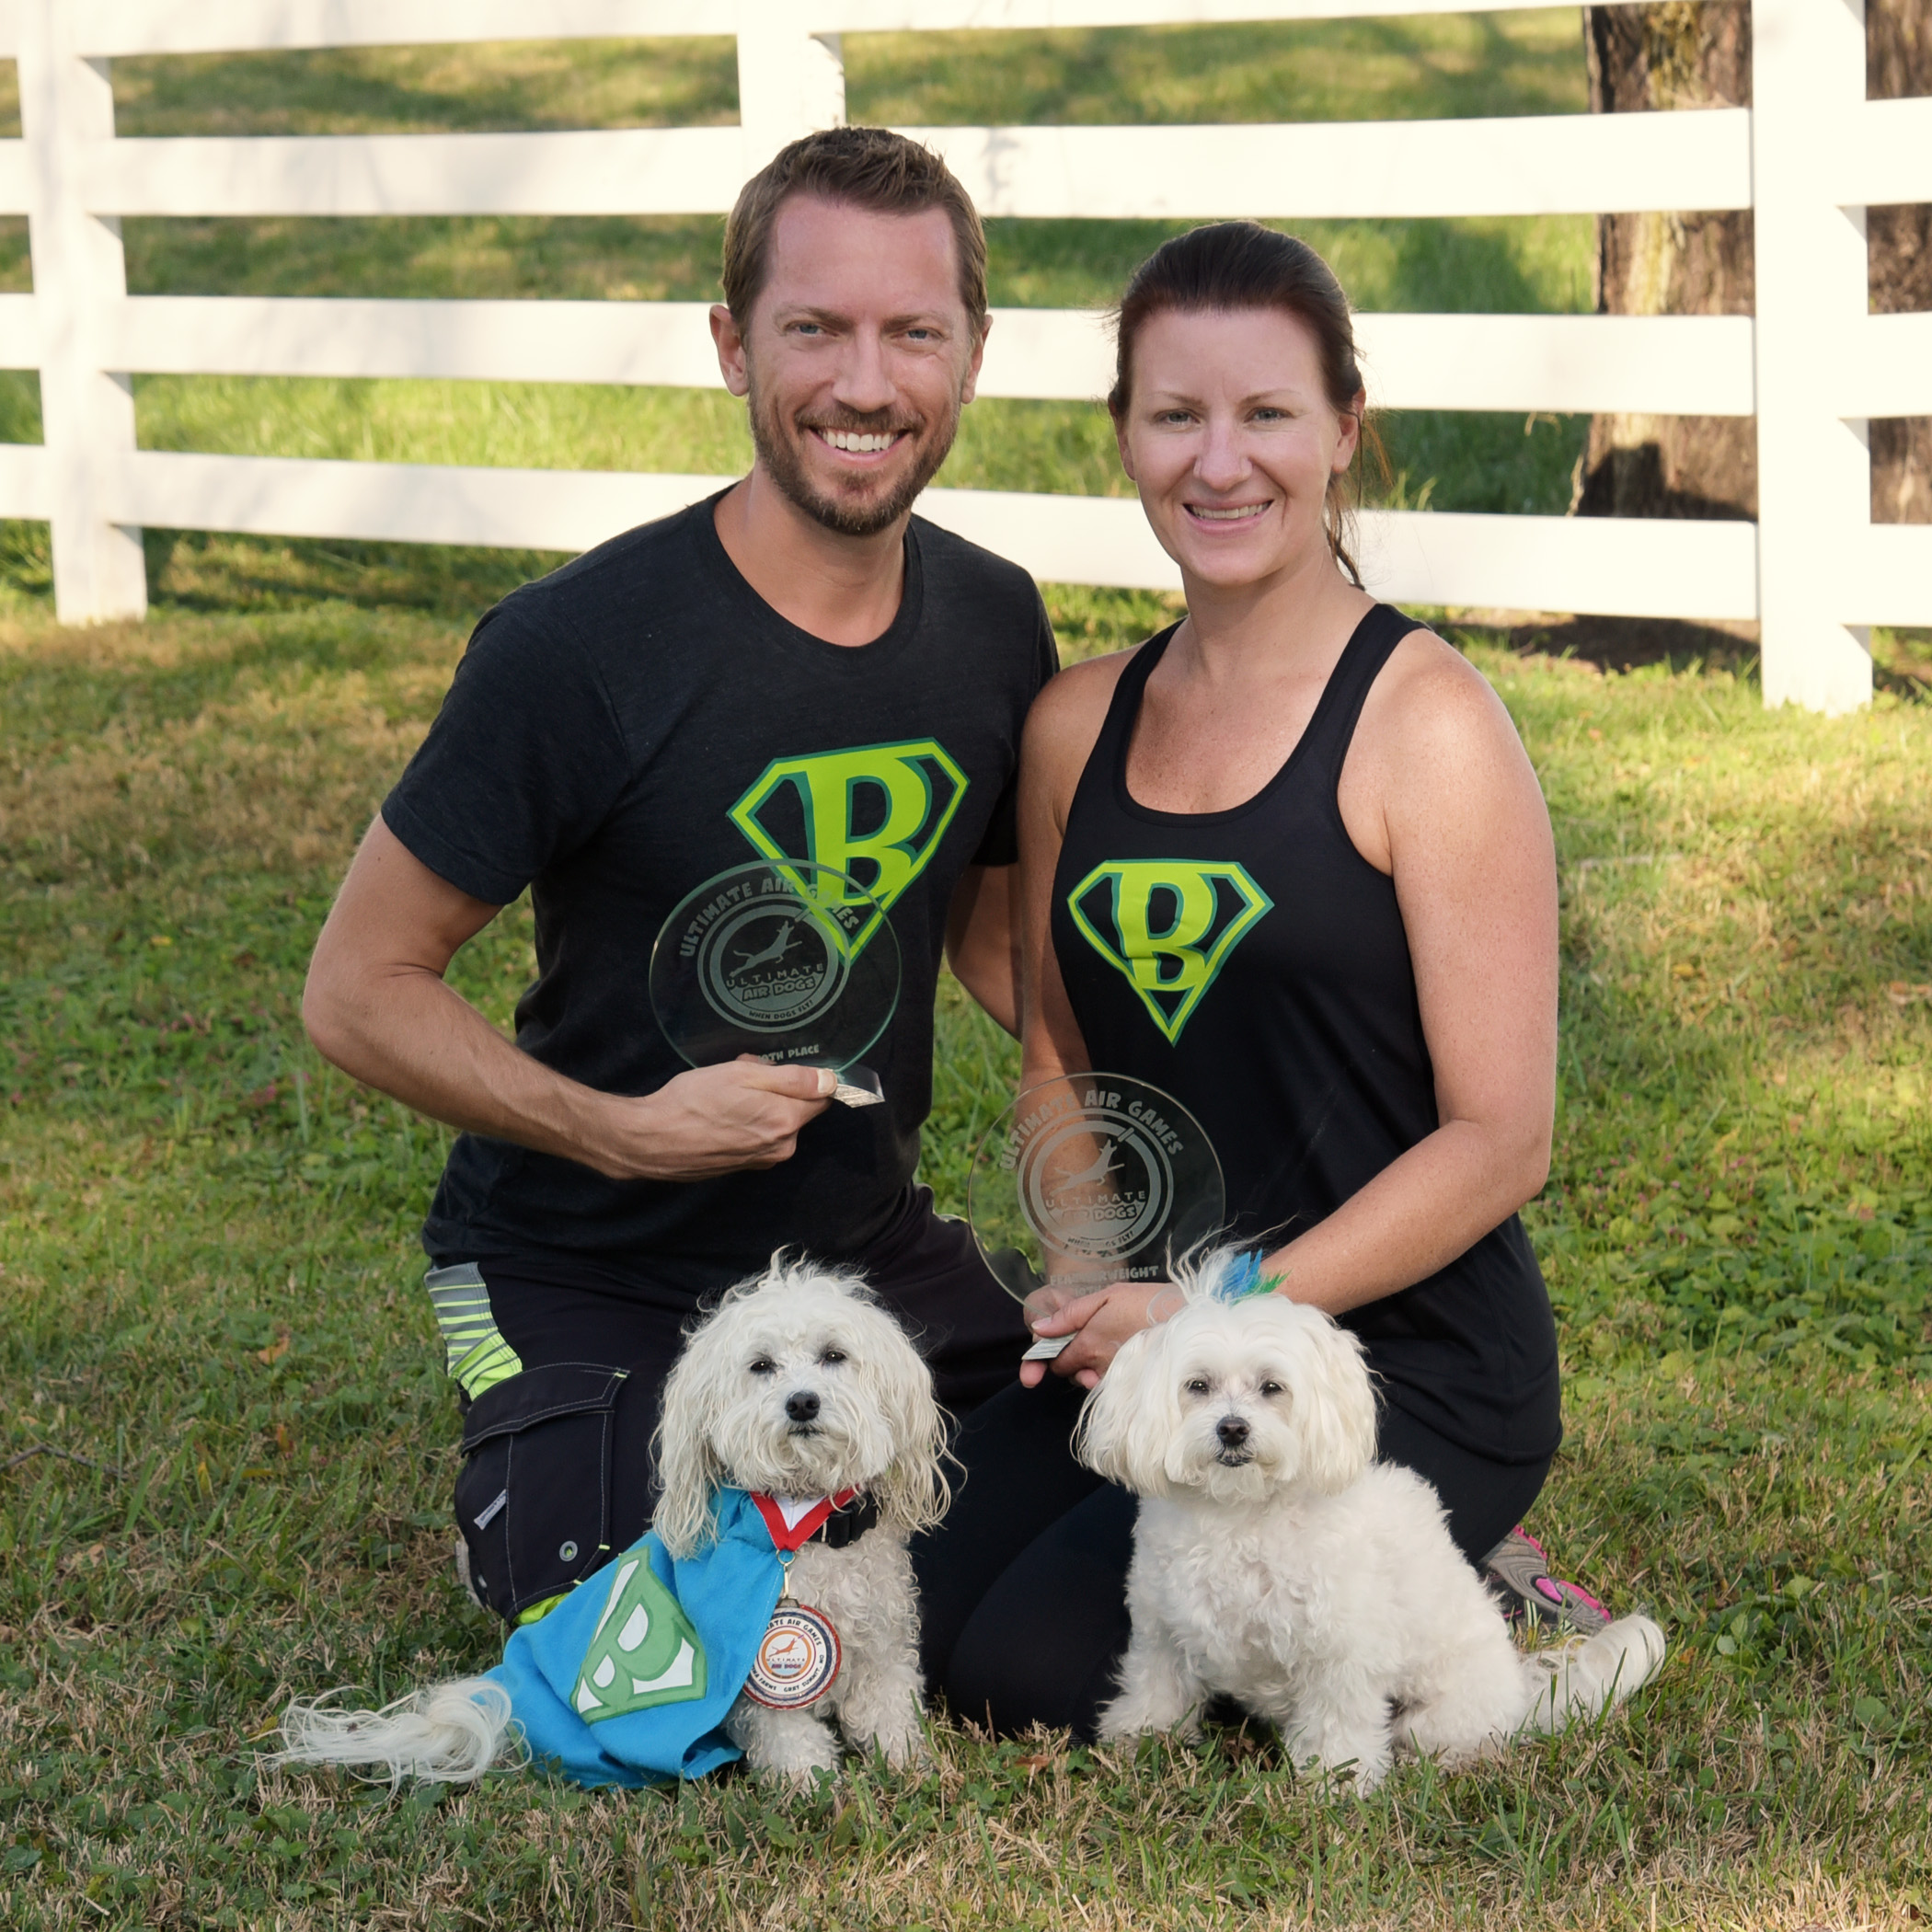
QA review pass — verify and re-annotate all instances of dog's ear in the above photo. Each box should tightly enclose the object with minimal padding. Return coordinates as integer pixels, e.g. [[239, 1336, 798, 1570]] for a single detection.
[[649, 1313, 732, 1558], [867, 1309, 952, 1535], [1073, 1325, 1179, 1498], [1291, 1309, 1377, 1494]]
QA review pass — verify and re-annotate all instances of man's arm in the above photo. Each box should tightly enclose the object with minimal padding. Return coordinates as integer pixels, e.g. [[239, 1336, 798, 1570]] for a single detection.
[[304, 816, 835, 1183], [943, 863, 1019, 1037]]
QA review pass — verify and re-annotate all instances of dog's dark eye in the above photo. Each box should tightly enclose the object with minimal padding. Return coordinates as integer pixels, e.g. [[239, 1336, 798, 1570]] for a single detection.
[[1259, 1380, 1283, 1397], [819, 1348, 847, 1367], [749, 1357, 776, 1377], [1184, 1377, 1210, 1395]]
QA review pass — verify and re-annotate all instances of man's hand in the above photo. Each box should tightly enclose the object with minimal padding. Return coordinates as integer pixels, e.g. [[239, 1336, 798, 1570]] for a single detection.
[[596, 1058, 836, 1182], [305, 819, 838, 1181], [1018, 1280, 1181, 1390]]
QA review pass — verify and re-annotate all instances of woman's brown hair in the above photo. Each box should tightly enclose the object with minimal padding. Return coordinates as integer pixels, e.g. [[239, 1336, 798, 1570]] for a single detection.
[[1108, 221, 1382, 585]]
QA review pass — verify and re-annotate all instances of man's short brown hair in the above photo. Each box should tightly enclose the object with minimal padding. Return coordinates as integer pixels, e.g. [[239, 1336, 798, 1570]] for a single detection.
[[722, 126, 989, 335]]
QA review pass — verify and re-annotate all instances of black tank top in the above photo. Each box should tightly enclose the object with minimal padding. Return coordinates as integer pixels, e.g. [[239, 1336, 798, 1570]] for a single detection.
[[1050, 604, 1560, 1464]]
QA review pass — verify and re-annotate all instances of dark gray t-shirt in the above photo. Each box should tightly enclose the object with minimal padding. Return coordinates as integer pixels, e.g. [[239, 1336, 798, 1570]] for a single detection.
[[382, 494, 1056, 1292]]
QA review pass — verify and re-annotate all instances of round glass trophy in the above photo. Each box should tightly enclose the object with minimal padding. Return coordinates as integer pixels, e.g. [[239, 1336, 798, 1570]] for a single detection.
[[968, 1074, 1225, 1360], [649, 861, 900, 1108]]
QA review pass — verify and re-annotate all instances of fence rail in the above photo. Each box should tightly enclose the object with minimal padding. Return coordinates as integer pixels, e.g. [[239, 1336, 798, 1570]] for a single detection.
[[0, 298, 1761, 415], [2, 0, 1928, 709]]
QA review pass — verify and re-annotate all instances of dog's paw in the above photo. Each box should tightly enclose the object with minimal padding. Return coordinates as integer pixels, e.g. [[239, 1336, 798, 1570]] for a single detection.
[[866, 1723, 930, 1774], [747, 1742, 841, 1792], [1097, 1708, 1204, 1750]]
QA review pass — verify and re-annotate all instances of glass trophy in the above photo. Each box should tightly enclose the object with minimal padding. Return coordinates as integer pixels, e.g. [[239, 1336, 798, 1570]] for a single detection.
[[649, 860, 900, 1108], [968, 1074, 1225, 1360]]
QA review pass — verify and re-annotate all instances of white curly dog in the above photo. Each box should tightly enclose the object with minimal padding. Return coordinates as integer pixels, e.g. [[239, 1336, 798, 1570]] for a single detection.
[[1075, 1256, 1665, 1790], [272, 1259, 948, 1788], [653, 1258, 948, 1784]]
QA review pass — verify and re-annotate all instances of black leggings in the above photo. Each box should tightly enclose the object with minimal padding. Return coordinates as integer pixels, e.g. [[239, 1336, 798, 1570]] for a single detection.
[[445, 1190, 1029, 1624], [911, 1377, 1550, 1742]]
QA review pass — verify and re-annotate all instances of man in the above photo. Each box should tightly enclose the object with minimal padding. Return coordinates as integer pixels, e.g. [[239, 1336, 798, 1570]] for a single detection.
[[303, 128, 1055, 1626]]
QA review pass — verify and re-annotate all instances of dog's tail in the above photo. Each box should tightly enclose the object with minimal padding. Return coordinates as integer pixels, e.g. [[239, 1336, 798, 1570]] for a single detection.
[[1516, 1615, 1667, 1736], [269, 1677, 523, 1788]]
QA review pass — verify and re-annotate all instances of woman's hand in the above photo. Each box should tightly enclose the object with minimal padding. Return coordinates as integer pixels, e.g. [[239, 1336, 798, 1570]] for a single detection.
[[1018, 1281, 1184, 1390]]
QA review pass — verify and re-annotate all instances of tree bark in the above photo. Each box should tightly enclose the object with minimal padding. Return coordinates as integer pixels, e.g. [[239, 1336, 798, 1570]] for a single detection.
[[1576, 1, 1756, 522], [1576, 0, 1930, 529], [1868, 0, 1932, 524]]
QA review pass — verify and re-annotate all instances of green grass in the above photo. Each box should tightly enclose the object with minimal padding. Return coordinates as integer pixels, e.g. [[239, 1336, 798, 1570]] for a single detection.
[[109, 36, 740, 136], [1, 29, 1927, 1927], [866, 12, 1589, 123], [2, 569, 1929, 1928]]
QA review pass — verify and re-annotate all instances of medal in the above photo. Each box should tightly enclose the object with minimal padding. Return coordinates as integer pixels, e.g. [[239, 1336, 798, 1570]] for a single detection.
[[740, 1489, 862, 1711], [743, 1598, 842, 1708]]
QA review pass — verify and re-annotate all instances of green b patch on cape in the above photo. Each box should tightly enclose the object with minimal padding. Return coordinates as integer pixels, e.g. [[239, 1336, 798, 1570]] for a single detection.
[[570, 1554, 707, 1722]]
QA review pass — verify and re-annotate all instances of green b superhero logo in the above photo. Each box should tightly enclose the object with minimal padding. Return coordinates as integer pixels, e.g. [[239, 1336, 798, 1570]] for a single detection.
[[1066, 860, 1272, 1045], [571, 1553, 707, 1722], [729, 741, 967, 955]]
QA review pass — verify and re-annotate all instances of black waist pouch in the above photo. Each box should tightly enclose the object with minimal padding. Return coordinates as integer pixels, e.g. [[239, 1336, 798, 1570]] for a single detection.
[[453, 1362, 628, 1623]]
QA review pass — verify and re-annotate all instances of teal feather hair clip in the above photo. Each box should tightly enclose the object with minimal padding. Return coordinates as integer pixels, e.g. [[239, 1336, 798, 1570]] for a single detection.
[[1214, 1250, 1285, 1303]]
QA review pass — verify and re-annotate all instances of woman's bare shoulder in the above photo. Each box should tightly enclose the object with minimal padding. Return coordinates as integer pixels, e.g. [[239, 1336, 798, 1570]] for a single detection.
[[1022, 643, 1144, 782], [1363, 623, 1526, 765], [1030, 642, 1143, 725]]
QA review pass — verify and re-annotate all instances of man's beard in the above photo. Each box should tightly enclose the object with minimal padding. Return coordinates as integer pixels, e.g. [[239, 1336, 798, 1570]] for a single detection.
[[746, 375, 962, 538]]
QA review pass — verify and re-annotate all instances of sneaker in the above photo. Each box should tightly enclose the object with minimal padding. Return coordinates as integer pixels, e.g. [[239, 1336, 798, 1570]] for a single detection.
[[1482, 1526, 1611, 1636]]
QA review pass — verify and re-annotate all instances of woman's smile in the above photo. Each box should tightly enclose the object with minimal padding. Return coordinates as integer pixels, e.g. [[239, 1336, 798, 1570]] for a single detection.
[[1184, 500, 1273, 523]]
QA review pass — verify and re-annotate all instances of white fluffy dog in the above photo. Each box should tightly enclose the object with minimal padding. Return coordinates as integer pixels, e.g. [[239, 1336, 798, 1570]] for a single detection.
[[1075, 1259, 1665, 1790], [274, 1259, 948, 1789], [653, 1257, 948, 1784]]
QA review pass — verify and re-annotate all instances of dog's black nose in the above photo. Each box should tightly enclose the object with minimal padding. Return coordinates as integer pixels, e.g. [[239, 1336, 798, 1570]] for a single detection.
[[785, 1390, 821, 1423], [1215, 1416, 1250, 1448]]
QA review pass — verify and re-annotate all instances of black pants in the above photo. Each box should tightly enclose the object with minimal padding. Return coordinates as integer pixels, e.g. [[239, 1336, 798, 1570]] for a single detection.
[[911, 1377, 1551, 1742], [443, 1187, 1029, 1623]]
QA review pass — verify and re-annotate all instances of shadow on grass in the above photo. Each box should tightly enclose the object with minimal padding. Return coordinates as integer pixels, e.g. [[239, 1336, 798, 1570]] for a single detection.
[[1478, 614, 1764, 681], [1478, 615, 1932, 703]]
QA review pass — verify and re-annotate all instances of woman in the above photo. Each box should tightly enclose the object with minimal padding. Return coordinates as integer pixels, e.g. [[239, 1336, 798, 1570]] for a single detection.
[[914, 222, 1605, 1740]]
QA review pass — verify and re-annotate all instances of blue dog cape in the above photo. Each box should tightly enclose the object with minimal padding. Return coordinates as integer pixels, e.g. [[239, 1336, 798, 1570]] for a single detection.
[[486, 1489, 794, 1788]]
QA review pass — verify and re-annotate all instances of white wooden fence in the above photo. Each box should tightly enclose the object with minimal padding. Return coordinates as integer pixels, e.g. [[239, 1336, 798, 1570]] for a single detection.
[[2, 0, 1928, 712]]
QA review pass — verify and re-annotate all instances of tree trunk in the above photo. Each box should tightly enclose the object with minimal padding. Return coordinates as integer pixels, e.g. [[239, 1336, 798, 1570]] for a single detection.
[[1576, 0, 1931, 529], [1575, 1, 1756, 521], [1868, 0, 1932, 524]]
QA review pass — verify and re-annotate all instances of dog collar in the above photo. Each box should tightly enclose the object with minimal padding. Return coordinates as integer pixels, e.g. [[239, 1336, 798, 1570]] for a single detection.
[[749, 1489, 879, 1554]]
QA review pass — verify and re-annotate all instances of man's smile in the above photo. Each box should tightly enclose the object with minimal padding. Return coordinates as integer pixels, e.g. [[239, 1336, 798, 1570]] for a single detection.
[[808, 425, 914, 460]]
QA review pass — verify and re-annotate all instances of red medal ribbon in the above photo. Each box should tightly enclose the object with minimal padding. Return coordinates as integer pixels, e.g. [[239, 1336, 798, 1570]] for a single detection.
[[750, 1488, 862, 1555]]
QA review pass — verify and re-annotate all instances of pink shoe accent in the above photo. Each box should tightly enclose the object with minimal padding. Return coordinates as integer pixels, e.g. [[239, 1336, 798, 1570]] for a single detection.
[[1488, 1526, 1612, 1634]]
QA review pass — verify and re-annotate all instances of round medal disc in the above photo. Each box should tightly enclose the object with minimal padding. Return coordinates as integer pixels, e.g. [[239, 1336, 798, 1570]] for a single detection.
[[743, 1603, 842, 1710]]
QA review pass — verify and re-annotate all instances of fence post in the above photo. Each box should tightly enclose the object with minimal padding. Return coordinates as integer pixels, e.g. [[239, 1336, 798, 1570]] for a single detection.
[[17, 0, 146, 626], [736, 3, 847, 178], [1751, 0, 1871, 712]]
